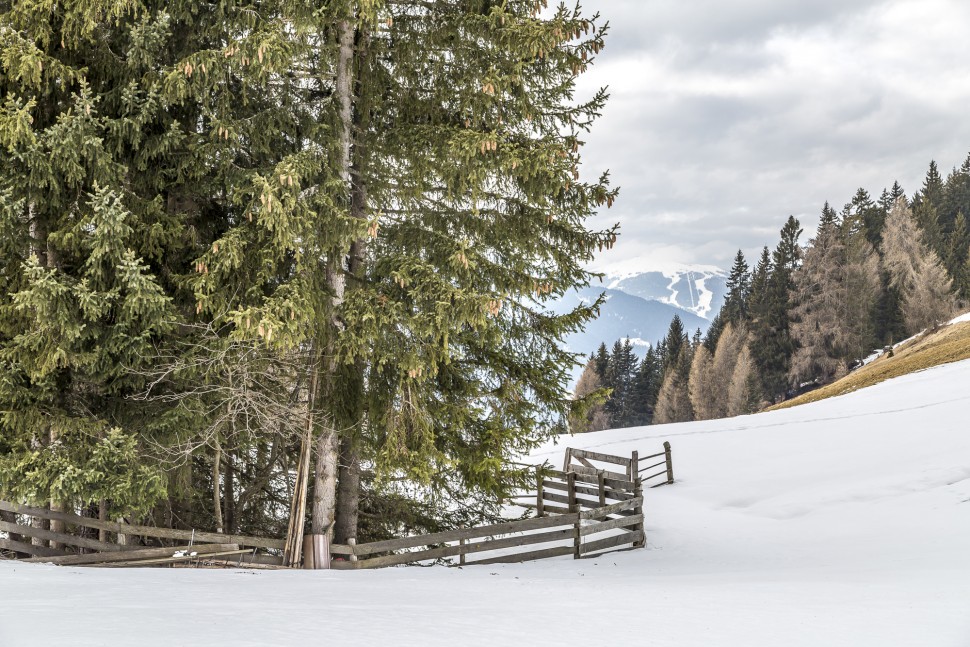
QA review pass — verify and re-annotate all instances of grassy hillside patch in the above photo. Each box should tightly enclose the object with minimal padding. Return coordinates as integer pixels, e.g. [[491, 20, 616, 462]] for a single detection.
[[769, 317, 970, 411]]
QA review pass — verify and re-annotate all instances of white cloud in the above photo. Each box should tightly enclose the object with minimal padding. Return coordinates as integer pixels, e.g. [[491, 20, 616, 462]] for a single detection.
[[578, 0, 970, 271]]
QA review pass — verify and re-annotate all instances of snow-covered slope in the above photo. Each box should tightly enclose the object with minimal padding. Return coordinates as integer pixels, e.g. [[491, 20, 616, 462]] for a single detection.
[[554, 285, 710, 358], [552, 264, 727, 370], [606, 265, 728, 319], [3, 360, 970, 646]]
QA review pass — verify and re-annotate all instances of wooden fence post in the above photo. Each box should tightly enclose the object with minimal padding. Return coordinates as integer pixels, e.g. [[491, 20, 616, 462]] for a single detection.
[[566, 471, 577, 513], [536, 467, 544, 517], [663, 441, 674, 484], [597, 471, 606, 507], [633, 478, 645, 548], [562, 447, 572, 472], [348, 537, 358, 563], [459, 536, 467, 566], [98, 499, 107, 544], [630, 450, 638, 481], [573, 513, 581, 559]]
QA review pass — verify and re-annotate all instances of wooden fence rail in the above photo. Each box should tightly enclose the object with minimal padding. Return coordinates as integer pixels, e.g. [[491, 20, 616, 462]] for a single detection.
[[2, 445, 667, 569], [638, 441, 675, 488], [0, 500, 307, 565], [332, 494, 644, 570]]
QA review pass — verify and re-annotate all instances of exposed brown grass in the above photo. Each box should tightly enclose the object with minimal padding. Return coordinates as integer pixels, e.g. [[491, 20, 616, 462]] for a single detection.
[[768, 316, 970, 411]]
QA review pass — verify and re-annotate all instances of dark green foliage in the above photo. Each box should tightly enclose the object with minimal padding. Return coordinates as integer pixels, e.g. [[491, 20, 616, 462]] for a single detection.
[[722, 249, 751, 326], [749, 217, 801, 401], [702, 311, 724, 353], [660, 314, 687, 375], [0, 0, 619, 540]]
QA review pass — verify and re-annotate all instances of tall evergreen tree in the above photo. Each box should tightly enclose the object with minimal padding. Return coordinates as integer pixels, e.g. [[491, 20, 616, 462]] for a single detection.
[[750, 216, 801, 401], [722, 249, 751, 326], [660, 314, 687, 376], [628, 348, 661, 426]]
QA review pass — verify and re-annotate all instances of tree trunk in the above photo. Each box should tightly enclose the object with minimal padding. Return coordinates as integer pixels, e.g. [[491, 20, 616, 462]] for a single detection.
[[98, 499, 107, 543], [334, 432, 361, 544], [212, 438, 224, 534], [310, 8, 356, 540], [223, 450, 235, 534], [331, 8, 371, 548]]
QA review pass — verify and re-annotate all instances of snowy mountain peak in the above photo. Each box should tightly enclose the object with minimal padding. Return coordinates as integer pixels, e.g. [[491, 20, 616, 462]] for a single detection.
[[599, 265, 728, 320]]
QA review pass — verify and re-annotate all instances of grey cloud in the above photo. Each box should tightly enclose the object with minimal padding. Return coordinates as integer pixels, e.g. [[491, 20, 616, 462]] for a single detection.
[[577, 0, 970, 270]]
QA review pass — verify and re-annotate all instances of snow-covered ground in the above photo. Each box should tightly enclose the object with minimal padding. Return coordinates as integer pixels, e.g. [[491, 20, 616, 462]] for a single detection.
[[3, 360, 970, 646]]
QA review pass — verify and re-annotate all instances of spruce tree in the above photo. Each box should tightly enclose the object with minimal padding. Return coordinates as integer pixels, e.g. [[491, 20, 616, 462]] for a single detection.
[[722, 249, 751, 326], [660, 314, 687, 376], [749, 217, 801, 401], [628, 348, 660, 426], [300, 0, 620, 538]]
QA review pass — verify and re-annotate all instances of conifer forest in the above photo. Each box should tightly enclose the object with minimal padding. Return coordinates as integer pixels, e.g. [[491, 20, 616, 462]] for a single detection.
[[0, 0, 619, 544], [575, 167, 970, 432]]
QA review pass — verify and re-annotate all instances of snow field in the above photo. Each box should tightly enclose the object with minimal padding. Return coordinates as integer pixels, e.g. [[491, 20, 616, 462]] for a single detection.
[[2, 359, 970, 646]]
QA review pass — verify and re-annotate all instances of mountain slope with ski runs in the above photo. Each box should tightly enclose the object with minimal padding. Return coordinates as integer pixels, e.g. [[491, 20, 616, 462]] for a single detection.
[[555, 264, 727, 358], [3, 342, 969, 646]]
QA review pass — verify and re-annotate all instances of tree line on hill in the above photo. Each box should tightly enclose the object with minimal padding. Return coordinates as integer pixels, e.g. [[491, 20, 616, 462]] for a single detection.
[[574, 159, 969, 431], [0, 1, 617, 546]]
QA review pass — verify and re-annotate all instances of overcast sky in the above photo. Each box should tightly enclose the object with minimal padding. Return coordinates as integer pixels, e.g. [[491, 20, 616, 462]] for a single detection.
[[576, 0, 970, 273]]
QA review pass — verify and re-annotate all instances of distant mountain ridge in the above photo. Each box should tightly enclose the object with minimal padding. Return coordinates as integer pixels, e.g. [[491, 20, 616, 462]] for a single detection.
[[605, 265, 728, 320], [554, 264, 728, 363]]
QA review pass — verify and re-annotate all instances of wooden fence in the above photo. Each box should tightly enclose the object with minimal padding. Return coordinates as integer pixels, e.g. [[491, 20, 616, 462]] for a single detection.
[[1, 444, 672, 569], [0, 500, 289, 567], [331, 495, 643, 569], [638, 441, 675, 488]]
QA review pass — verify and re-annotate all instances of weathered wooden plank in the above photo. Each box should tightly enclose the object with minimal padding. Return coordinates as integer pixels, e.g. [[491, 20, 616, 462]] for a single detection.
[[640, 469, 670, 482], [566, 471, 577, 512], [236, 552, 285, 566], [664, 441, 675, 484], [567, 465, 630, 481], [580, 530, 645, 555], [330, 544, 354, 556], [579, 514, 644, 537], [542, 480, 635, 501], [0, 501, 285, 550], [536, 471, 544, 517], [571, 454, 596, 470], [580, 497, 642, 520], [538, 503, 571, 515], [24, 543, 239, 566], [547, 471, 635, 492], [568, 449, 633, 467], [0, 537, 67, 558], [193, 559, 291, 570], [467, 545, 574, 566], [90, 549, 252, 568], [354, 524, 579, 569], [464, 527, 574, 555], [0, 520, 131, 554], [637, 460, 666, 473], [638, 451, 666, 461], [541, 491, 617, 511], [352, 513, 579, 556]]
